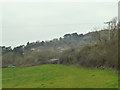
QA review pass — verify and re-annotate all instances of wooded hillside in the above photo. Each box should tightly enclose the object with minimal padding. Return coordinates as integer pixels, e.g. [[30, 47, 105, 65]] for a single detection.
[[1, 17, 119, 71]]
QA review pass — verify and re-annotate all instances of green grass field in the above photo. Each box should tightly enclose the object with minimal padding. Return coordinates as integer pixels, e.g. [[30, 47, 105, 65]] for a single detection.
[[2, 64, 118, 88]]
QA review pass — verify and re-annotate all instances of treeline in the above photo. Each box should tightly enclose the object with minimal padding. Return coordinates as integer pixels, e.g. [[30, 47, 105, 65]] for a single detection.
[[2, 30, 98, 67], [1, 17, 119, 71], [2, 46, 59, 67]]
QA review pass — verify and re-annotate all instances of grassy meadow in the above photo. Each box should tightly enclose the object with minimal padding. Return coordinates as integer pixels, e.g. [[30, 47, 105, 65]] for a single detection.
[[2, 64, 118, 88]]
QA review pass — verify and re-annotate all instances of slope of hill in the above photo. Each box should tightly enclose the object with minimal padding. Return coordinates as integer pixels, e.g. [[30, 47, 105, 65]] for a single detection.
[[2, 64, 118, 88], [60, 28, 118, 70], [1, 30, 111, 68]]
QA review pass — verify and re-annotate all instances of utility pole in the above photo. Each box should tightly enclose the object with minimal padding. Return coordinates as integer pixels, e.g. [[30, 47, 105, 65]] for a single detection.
[[104, 21, 112, 40]]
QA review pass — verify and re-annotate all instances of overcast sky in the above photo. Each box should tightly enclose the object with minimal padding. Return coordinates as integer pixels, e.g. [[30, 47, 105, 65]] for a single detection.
[[2, 2, 118, 47]]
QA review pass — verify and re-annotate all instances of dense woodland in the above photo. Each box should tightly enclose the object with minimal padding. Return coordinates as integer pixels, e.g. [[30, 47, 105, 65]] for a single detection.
[[1, 17, 119, 71]]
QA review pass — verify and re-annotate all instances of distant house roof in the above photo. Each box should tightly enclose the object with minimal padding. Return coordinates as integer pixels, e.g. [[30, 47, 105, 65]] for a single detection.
[[50, 59, 59, 61], [31, 48, 35, 51]]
